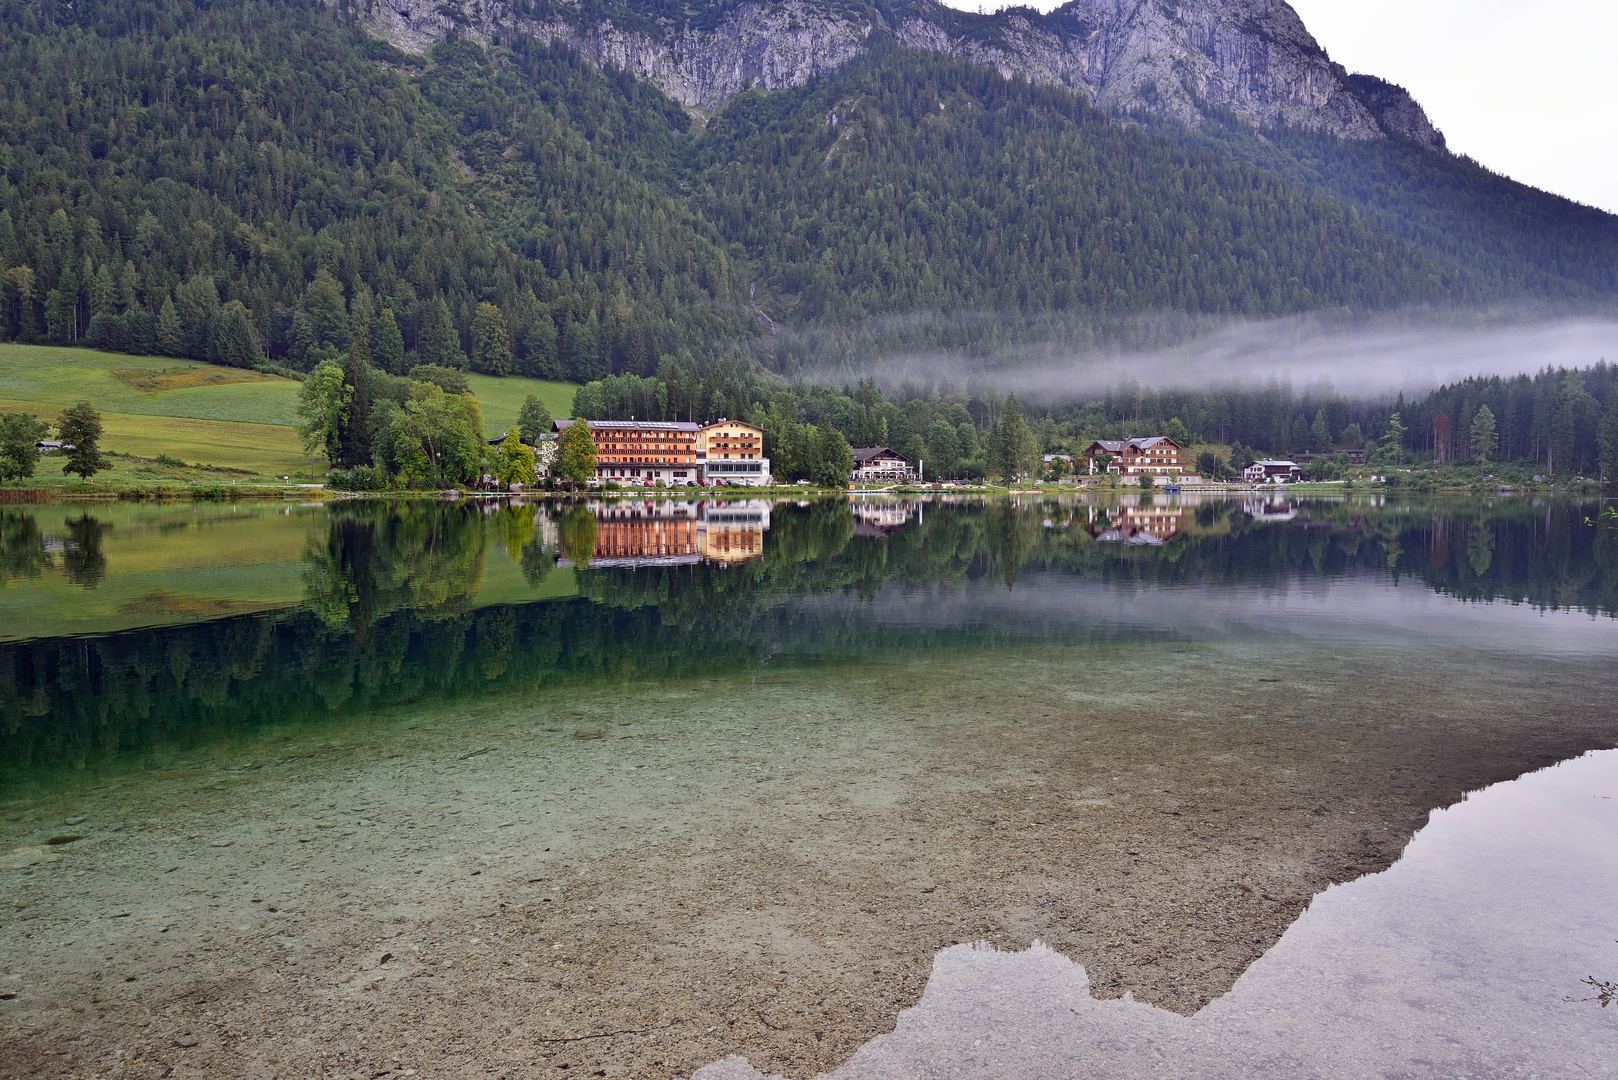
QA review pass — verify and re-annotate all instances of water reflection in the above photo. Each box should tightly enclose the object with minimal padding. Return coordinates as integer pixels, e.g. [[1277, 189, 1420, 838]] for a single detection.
[[698, 748, 1618, 1079], [0, 511, 110, 587], [2, 494, 1615, 785], [554, 499, 774, 568]]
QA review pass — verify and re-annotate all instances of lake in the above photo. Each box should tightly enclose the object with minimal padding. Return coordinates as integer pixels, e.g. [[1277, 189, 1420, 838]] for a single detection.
[[1, 493, 1615, 1079]]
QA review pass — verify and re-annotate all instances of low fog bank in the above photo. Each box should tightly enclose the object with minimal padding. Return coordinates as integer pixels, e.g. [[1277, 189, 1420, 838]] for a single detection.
[[798, 310, 1618, 400]]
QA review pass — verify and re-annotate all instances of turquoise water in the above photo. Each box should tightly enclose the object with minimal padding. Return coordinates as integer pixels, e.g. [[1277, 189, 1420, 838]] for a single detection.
[[0, 493, 1615, 1078]]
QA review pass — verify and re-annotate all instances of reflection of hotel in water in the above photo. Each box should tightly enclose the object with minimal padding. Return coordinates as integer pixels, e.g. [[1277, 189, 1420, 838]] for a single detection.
[[848, 498, 923, 537], [1085, 499, 1188, 545], [558, 500, 772, 568], [1242, 498, 1299, 522]]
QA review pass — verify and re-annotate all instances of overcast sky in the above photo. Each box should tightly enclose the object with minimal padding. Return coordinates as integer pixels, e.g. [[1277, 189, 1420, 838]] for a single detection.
[[938, 0, 1618, 214]]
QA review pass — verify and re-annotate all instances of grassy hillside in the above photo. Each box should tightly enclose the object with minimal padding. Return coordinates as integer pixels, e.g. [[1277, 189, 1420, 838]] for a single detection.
[[0, 343, 307, 473], [466, 373, 578, 435], [0, 344, 575, 475], [0, 344, 300, 425]]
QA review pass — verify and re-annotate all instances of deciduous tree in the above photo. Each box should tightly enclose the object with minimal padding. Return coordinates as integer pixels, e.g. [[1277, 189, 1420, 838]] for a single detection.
[[0, 413, 49, 482], [296, 361, 352, 467], [556, 419, 598, 488], [491, 426, 537, 488], [56, 402, 111, 480]]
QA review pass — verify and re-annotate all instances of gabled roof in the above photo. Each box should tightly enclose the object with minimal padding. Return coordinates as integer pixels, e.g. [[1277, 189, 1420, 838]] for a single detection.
[[1087, 436, 1180, 453], [852, 446, 909, 463]]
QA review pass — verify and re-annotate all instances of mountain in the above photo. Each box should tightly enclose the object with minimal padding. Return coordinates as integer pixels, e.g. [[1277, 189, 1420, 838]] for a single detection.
[[0, 0, 1614, 387], [356, 0, 1446, 148]]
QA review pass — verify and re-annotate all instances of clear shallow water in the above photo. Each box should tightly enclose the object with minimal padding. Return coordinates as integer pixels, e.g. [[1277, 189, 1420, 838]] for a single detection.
[[0, 493, 1615, 1078], [701, 747, 1618, 1079]]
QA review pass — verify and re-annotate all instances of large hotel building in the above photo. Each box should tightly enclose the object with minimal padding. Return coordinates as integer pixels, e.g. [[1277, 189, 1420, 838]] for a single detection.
[[554, 419, 701, 485], [555, 418, 772, 486]]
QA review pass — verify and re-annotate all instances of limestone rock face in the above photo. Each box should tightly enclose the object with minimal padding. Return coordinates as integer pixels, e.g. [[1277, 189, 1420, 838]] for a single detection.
[[348, 0, 1445, 149]]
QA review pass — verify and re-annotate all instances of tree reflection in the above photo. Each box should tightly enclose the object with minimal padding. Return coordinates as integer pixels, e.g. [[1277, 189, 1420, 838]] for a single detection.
[[303, 502, 486, 630], [62, 514, 108, 589], [0, 511, 52, 581], [557, 504, 599, 569], [4, 496, 1616, 785]]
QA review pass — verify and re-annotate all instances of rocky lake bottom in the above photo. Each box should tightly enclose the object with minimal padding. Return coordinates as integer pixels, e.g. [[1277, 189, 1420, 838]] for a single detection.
[[1, 496, 1615, 1078]]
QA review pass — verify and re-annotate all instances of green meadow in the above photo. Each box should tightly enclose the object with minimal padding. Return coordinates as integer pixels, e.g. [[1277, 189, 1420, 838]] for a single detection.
[[466, 372, 576, 435], [0, 344, 577, 477]]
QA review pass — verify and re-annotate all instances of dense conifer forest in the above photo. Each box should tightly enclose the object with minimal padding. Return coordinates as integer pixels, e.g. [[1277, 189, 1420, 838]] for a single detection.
[[4, 0, 1616, 380], [3, 0, 1617, 482]]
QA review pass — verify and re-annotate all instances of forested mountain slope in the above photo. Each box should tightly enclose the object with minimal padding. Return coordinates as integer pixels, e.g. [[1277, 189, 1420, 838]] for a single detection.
[[0, 0, 1614, 386]]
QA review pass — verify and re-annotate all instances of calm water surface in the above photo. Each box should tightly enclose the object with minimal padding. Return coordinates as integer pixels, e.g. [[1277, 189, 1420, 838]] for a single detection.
[[0, 493, 1614, 1078]]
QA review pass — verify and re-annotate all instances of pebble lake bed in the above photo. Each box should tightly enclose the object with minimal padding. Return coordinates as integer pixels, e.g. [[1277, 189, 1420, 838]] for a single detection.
[[1, 494, 1615, 1078]]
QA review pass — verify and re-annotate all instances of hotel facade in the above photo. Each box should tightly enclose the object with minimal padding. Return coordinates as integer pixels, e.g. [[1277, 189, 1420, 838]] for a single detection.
[[697, 419, 772, 486], [554, 419, 702, 486]]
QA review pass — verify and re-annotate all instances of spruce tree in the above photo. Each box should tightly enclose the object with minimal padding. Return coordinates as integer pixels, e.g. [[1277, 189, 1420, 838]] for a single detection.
[[155, 294, 183, 356], [470, 302, 513, 376], [5, 267, 37, 343], [517, 395, 553, 444], [1470, 405, 1497, 480], [173, 273, 220, 361], [339, 290, 374, 469], [419, 295, 466, 369], [373, 308, 406, 374], [213, 300, 262, 368]]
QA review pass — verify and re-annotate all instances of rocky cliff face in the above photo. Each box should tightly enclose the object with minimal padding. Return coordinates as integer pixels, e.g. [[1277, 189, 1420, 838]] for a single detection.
[[349, 0, 1445, 150]]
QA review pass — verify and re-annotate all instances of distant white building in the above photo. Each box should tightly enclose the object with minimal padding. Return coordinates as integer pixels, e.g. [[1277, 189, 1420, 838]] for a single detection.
[[1243, 460, 1303, 483], [851, 447, 917, 484]]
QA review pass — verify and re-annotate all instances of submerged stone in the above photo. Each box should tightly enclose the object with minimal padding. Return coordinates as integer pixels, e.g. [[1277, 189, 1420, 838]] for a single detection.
[[1, 847, 62, 869]]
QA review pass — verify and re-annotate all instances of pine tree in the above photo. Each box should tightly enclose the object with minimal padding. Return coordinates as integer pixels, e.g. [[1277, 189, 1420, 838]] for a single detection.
[[213, 300, 262, 368], [155, 294, 183, 356], [1470, 405, 1497, 480], [339, 289, 374, 469], [517, 395, 553, 444], [470, 302, 513, 376], [373, 308, 406, 374]]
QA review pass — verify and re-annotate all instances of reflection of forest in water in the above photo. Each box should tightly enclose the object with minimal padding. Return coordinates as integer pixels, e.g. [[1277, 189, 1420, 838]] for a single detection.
[[1, 495, 1614, 781]]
